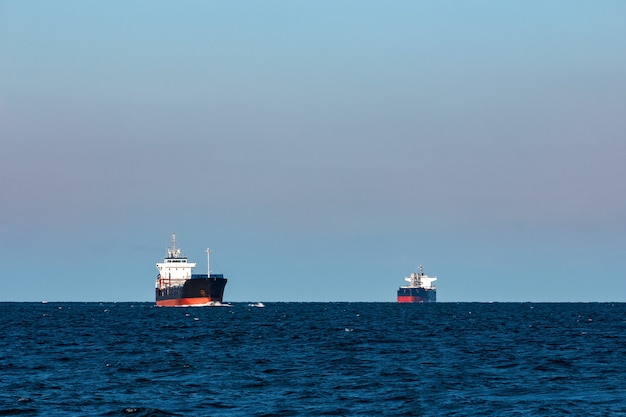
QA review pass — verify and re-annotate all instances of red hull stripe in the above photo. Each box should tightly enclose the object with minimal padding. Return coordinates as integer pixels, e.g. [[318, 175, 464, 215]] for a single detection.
[[397, 296, 428, 303], [156, 297, 215, 307]]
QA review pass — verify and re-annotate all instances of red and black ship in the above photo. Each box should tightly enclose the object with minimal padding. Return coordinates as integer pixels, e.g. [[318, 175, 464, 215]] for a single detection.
[[155, 234, 227, 307], [397, 265, 437, 303]]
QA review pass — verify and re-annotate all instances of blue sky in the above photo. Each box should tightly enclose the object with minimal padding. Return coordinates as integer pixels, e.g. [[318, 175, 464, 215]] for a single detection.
[[1, 1, 624, 302]]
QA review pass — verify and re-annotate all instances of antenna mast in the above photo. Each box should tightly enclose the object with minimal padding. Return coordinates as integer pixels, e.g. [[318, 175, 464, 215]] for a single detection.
[[168, 233, 179, 258], [206, 248, 211, 276]]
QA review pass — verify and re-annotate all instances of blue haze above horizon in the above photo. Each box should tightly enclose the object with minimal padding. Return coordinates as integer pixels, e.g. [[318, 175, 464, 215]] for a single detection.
[[1, 1, 624, 302]]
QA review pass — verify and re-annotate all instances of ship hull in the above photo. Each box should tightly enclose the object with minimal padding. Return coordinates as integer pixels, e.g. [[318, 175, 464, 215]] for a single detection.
[[156, 275, 227, 307], [397, 287, 436, 303]]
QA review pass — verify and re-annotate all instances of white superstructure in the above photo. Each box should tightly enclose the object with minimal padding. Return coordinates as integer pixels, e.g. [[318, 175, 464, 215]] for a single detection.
[[401, 265, 437, 289], [155, 234, 196, 289]]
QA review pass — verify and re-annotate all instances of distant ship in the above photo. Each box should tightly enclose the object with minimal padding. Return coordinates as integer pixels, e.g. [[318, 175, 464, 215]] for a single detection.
[[155, 234, 227, 307], [397, 265, 437, 303]]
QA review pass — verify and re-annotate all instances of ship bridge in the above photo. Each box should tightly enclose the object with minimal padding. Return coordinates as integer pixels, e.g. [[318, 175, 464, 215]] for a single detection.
[[156, 234, 196, 287], [402, 265, 437, 289]]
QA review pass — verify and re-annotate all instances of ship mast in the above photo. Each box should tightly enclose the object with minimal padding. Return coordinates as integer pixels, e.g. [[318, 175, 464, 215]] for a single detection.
[[167, 233, 182, 259], [206, 248, 211, 276], [418, 265, 423, 286]]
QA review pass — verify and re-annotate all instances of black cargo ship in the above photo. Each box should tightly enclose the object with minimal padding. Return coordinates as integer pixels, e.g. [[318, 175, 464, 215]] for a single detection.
[[155, 234, 227, 306], [397, 265, 437, 303]]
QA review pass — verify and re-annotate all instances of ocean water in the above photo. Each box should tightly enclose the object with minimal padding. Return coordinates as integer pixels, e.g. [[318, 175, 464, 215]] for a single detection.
[[1, 302, 625, 416]]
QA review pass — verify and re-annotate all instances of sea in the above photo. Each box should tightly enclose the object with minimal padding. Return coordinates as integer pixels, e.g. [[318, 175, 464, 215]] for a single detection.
[[1, 302, 625, 416]]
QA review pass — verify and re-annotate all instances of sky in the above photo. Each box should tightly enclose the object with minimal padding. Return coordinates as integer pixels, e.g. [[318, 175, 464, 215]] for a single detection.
[[1, 1, 624, 302]]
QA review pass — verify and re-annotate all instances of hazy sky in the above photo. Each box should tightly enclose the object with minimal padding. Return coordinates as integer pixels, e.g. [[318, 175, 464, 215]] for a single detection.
[[1, 1, 624, 302]]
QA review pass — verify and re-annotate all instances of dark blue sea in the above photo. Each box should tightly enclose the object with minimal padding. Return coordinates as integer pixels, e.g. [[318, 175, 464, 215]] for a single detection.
[[1, 302, 625, 416]]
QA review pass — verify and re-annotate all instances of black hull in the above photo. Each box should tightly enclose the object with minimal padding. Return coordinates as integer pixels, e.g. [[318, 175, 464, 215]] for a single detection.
[[397, 287, 436, 303], [156, 274, 227, 306]]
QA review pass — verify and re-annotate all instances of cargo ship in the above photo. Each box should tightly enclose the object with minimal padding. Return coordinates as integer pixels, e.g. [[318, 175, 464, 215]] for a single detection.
[[397, 265, 437, 303], [155, 234, 227, 307]]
